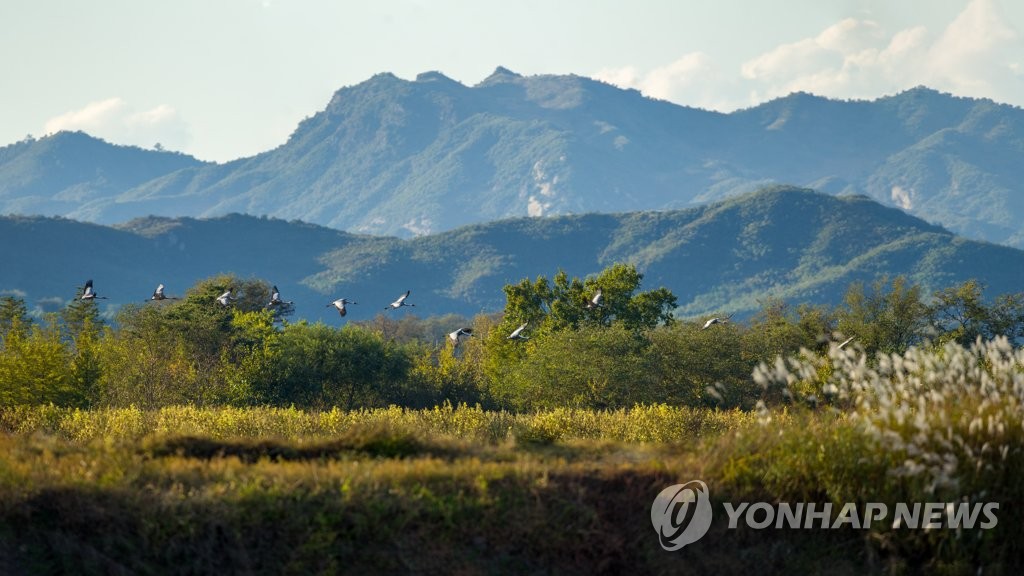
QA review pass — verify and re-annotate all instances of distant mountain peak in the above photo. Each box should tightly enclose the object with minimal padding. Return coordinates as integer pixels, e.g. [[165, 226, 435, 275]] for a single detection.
[[479, 66, 523, 85], [903, 85, 942, 96], [7, 186, 1023, 323], [766, 91, 832, 108], [5, 72, 1024, 251], [415, 70, 460, 84], [36, 130, 164, 153], [370, 71, 400, 81], [41, 130, 97, 144], [115, 215, 185, 237], [349, 71, 406, 92]]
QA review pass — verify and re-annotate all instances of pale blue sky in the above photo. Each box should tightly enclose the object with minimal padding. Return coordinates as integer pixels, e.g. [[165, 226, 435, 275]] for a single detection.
[[2, 0, 1021, 162]]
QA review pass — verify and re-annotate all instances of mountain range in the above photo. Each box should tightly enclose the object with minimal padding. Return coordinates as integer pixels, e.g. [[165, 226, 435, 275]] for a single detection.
[[1, 68, 1023, 247], [3, 187, 1023, 323]]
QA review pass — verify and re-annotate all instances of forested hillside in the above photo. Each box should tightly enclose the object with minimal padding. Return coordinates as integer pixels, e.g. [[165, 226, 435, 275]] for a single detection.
[[3, 187, 1024, 322], [2, 71, 1022, 246]]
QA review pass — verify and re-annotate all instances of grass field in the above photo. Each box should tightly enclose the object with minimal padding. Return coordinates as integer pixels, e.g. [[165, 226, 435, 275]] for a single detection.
[[1, 397, 1020, 575]]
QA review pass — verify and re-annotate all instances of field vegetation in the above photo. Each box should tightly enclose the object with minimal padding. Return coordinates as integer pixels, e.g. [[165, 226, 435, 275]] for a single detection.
[[2, 266, 1024, 573]]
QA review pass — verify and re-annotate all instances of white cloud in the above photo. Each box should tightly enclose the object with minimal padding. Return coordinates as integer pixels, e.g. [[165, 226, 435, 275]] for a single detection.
[[741, 18, 904, 99], [882, 26, 929, 62], [739, 0, 1022, 104], [44, 98, 191, 151], [593, 65, 640, 90], [740, 18, 883, 83], [595, 52, 738, 111], [936, 0, 1015, 56], [642, 53, 714, 100], [597, 0, 1023, 111], [926, 0, 1017, 94], [44, 98, 125, 133], [740, 37, 831, 82]]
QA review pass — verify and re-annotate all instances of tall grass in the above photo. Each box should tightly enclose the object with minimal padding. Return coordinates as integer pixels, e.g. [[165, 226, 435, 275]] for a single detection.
[[0, 402, 749, 445], [0, 404, 731, 574], [722, 337, 1024, 571], [3, 338, 1024, 572], [750, 337, 1024, 501]]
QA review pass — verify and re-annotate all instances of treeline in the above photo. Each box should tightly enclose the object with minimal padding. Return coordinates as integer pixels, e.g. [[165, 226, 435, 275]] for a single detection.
[[2, 265, 1023, 411]]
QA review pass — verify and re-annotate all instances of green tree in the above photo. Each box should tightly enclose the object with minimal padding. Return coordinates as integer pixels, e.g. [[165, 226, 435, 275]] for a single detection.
[[836, 276, 930, 355], [929, 280, 1024, 345], [0, 296, 31, 339], [500, 263, 676, 336], [69, 319, 104, 406], [269, 323, 410, 409], [742, 298, 836, 362], [97, 276, 281, 407], [98, 326, 201, 407], [404, 313, 496, 408], [359, 313, 477, 345], [61, 292, 103, 341], [223, 310, 281, 405], [486, 264, 677, 409], [497, 323, 656, 410], [649, 319, 756, 408], [0, 317, 78, 405], [986, 293, 1024, 343]]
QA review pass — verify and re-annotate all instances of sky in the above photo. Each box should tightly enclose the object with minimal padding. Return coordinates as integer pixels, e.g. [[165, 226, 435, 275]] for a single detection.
[[2, 0, 1022, 162]]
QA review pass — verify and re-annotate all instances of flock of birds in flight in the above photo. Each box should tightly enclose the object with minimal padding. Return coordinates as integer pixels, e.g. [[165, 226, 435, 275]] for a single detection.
[[78, 279, 544, 347], [75, 279, 836, 349]]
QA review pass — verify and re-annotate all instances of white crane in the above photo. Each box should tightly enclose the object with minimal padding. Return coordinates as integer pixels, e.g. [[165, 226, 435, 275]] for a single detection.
[[150, 284, 178, 301], [585, 288, 603, 310], [836, 335, 856, 350], [448, 327, 473, 347], [327, 297, 357, 317], [80, 279, 108, 301], [267, 285, 293, 307], [507, 322, 529, 341], [702, 314, 732, 329], [385, 290, 415, 311], [216, 289, 236, 307]]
